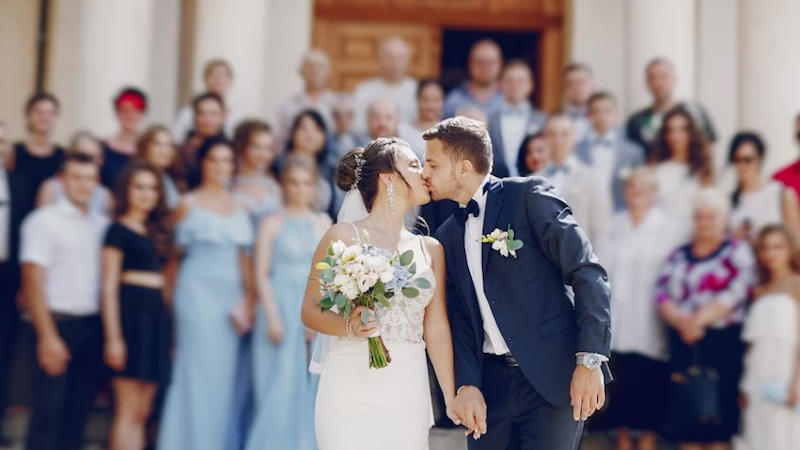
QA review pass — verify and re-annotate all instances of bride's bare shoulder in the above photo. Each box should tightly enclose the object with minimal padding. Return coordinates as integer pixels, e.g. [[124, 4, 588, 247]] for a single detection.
[[319, 222, 359, 245]]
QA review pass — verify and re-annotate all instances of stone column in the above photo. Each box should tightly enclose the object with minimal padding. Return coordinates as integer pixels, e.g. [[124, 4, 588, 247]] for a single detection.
[[190, 0, 270, 120], [47, 0, 156, 139], [623, 0, 696, 113], [738, 0, 800, 172]]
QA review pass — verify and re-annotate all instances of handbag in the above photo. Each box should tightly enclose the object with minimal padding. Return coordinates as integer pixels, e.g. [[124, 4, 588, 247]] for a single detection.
[[662, 346, 722, 437]]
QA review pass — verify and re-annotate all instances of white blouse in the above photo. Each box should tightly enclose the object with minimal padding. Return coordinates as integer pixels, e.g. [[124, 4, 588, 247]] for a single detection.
[[730, 181, 784, 238], [608, 207, 683, 360], [654, 161, 700, 239]]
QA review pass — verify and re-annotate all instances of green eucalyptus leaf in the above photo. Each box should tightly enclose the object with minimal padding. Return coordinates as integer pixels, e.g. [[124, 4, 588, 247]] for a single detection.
[[402, 287, 420, 298], [508, 227, 515, 240], [416, 278, 432, 289], [378, 296, 391, 308], [334, 293, 346, 309], [319, 268, 334, 284], [409, 262, 417, 275], [373, 280, 385, 296], [399, 250, 414, 266], [507, 239, 524, 252], [360, 309, 371, 325], [320, 294, 334, 309], [384, 291, 395, 299], [327, 244, 334, 256]]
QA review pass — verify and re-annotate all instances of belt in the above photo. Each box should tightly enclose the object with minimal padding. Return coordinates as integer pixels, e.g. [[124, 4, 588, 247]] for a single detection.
[[50, 312, 99, 323], [484, 353, 519, 367]]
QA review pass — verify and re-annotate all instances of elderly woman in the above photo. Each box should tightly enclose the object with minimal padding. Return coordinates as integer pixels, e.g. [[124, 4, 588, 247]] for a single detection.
[[593, 168, 682, 450], [655, 189, 755, 450]]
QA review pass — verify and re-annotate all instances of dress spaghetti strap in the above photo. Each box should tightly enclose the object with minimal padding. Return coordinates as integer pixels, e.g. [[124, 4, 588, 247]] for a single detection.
[[417, 235, 430, 266], [348, 222, 362, 244]]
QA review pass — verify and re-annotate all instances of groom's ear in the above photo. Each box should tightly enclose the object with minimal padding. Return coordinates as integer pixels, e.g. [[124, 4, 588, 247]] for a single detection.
[[458, 159, 475, 177]]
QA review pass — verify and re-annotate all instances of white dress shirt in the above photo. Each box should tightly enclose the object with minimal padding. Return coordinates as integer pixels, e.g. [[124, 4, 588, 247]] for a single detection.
[[463, 174, 511, 355], [352, 76, 417, 134], [608, 208, 682, 360], [20, 198, 109, 315], [587, 129, 617, 185], [0, 169, 9, 262], [500, 105, 529, 177]]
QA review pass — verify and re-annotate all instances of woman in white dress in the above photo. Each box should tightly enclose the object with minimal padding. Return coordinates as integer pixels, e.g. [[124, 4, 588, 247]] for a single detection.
[[736, 225, 800, 450], [727, 132, 800, 242], [593, 168, 682, 450], [649, 106, 714, 239], [301, 137, 457, 450]]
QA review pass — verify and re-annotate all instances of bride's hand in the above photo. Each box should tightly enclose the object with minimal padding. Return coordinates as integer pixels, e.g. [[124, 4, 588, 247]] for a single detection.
[[349, 306, 379, 338]]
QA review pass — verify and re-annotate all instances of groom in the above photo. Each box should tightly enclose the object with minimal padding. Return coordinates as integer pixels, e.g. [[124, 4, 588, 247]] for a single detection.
[[422, 117, 611, 449]]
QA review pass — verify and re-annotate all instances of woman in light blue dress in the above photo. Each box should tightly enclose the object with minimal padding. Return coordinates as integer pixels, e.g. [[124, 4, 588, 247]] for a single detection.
[[246, 156, 330, 450], [224, 120, 283, 449], [158, 137, 255, 450]]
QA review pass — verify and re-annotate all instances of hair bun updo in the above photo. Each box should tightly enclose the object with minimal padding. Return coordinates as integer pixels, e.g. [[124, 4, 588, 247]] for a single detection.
[[335, 147, 366, 192]]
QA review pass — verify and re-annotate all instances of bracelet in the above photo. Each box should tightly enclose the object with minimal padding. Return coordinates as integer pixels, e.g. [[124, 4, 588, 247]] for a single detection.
[[345, 316, 354, 338]]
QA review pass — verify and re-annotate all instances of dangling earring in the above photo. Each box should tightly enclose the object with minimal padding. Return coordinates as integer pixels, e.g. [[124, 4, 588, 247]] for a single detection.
[[387, 182, 396, 216]]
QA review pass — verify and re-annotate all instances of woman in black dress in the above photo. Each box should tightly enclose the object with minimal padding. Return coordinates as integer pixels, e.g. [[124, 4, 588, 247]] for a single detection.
[[101, 87, 148, 187], [101, 162, 171, 449], [6, 92, 65, 195]]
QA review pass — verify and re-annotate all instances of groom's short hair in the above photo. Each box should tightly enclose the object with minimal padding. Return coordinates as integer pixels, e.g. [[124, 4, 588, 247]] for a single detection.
[[422, 117, 493, 174]]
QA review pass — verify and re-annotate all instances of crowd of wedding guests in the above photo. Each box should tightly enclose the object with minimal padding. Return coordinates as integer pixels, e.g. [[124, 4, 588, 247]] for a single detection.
[[1, 35, 799, 450]]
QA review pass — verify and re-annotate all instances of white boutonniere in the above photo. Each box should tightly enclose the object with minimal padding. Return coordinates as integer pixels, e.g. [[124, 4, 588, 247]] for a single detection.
[[478, 227, 524, 258]]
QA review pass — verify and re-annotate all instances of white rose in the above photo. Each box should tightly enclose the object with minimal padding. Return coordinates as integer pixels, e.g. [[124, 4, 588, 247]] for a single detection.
[[362, 254, 388, 271], [379, 268, 394, 283], [341, 246, 360, 264], [330, 240, 347, 257], [493, 240, 509, 257]]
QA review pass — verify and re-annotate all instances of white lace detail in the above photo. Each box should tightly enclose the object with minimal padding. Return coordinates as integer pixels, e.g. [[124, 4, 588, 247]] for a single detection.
[[339, 243, 435, 344]]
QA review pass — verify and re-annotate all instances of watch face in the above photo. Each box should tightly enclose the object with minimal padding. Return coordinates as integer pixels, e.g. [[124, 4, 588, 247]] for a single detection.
[[586, 354, 601, 368]]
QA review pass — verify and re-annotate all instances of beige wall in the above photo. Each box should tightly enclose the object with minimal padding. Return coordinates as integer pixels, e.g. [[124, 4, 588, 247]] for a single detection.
[[0, 0, 39, 140], [570, 0, 799, 175]]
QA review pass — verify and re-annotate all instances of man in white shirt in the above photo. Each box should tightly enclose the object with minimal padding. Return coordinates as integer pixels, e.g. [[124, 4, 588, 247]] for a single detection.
[[21, 153, 109, 450], [562, 63, 595, 142], [276, 49, 337, 147], [575, 92, 645, 212], [487, 60, 546, 178], [352, 36, 417, 134], [539, 113, 611, 257]]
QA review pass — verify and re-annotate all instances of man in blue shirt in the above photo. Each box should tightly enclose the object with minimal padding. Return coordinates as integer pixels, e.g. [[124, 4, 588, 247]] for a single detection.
[[444, 39, 505, 119]]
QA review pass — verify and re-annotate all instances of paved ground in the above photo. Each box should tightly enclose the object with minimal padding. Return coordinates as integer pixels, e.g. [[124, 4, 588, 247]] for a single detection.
[[1, 408, 677, 450]]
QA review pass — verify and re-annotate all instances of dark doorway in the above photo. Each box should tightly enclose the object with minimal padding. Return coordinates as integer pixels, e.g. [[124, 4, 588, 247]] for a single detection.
[[440, 28, 541, 106]]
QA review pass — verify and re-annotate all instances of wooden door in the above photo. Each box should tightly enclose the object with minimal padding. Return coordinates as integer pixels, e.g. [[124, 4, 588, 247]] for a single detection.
[[312, 0, 566, 111]]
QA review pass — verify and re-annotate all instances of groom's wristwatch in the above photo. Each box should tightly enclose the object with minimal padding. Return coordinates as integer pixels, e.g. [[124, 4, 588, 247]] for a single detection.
[[576, 353, 605, 370]]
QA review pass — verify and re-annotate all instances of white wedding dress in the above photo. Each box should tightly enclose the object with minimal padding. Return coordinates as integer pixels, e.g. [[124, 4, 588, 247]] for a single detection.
[[735, 293, 800, 450], [314, 228, 436, 450]]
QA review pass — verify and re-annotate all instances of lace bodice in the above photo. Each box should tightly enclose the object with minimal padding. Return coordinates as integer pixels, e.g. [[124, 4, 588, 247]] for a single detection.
[[340, 229, 436, 344]]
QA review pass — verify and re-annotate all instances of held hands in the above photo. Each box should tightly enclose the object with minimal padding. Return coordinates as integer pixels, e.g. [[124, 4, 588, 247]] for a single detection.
[[677, 314, 706, 345], [450, 386, 488, 440], [104, 337, 128, 371], [37, 334, 71, 376], [348, 306, 378, 338], [570, 365, 605, 421]]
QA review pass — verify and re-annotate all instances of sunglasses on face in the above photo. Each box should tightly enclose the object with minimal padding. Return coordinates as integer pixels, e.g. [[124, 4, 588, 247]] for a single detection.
[[733, 156, 758, 165]]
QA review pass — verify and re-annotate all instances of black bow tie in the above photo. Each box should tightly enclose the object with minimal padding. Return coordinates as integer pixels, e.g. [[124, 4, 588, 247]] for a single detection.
[[455, 199, 480, 224]]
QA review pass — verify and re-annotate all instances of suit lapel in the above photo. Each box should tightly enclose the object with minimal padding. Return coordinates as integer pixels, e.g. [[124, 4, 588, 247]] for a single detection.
[[450, 220, 481, 319], [481, 177, 504, 273]]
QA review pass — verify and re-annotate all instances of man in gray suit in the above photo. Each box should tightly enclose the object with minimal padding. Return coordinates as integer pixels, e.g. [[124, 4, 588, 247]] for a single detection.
[[575, 91, 644, 212], [487, 60, 546, 178]]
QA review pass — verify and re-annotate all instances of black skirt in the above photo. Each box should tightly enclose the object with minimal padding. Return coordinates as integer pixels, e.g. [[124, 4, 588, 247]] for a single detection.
[[116, 284, 171, 385], [590, 351, 669, 432], [663, 325, 744, 443]]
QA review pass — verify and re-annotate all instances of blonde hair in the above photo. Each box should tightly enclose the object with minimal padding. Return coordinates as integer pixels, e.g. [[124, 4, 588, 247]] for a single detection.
[[693, 187, 731, 218]]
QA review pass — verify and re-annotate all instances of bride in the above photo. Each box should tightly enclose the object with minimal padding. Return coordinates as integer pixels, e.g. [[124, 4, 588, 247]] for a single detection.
[[301, 137, 457, 449]]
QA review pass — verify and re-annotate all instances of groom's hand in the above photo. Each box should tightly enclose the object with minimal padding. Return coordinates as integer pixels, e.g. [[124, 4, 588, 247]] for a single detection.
[[453, 386, 487, 439], [570, 365, 605, 421]]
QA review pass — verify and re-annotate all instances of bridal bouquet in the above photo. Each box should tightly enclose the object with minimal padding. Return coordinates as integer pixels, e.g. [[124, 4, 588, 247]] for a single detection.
[[315, 234, 431, 369]]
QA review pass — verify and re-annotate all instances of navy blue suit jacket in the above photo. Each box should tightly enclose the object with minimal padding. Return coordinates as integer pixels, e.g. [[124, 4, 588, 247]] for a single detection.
[[436, 175, 612, 407]]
